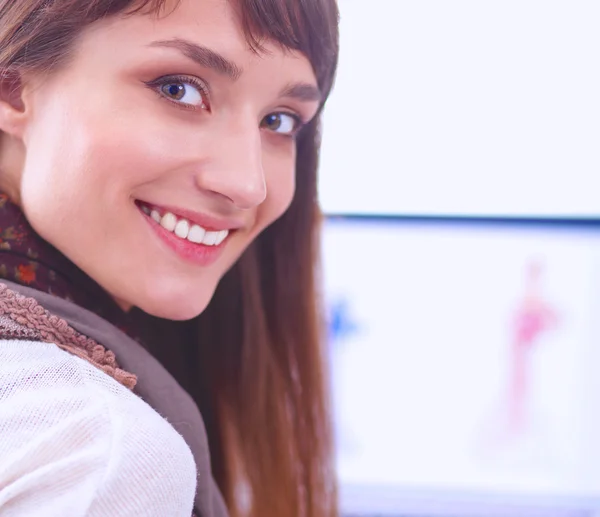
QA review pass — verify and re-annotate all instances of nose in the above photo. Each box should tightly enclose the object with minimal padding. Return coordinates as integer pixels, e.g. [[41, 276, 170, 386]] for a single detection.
[[195, 121, 267, 210]]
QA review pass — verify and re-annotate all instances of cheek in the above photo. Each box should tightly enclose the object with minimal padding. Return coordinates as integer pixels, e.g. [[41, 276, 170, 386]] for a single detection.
[[17, 90, 196, 269], [22, 100, 191, 206]]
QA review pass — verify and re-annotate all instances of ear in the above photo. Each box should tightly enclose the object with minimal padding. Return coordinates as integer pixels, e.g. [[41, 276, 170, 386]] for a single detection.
[[0, 68, 28, 138]]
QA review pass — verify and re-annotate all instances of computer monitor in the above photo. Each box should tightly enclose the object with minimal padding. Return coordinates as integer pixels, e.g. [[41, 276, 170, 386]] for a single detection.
[[323, 217, 600, 516]]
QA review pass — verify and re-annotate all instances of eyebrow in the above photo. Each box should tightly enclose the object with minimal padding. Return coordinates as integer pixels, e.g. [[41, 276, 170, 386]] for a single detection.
[[148, 37, 322, 104], [280, 82, 322, 104], [148, 38, 243, 80]]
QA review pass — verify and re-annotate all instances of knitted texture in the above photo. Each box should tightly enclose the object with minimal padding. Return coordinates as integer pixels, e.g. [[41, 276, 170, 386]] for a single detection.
[[0, 340, 197, 516], [0, 283, 136, 389]]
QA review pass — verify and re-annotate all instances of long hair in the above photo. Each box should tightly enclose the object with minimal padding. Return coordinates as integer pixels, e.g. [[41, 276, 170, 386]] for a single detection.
[[0, 1, 340, 516]]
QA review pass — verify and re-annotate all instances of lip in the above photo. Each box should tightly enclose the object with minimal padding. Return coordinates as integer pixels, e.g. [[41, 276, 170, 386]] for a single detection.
[[137, 204, 230, 267], [136, 199, 244, 232]]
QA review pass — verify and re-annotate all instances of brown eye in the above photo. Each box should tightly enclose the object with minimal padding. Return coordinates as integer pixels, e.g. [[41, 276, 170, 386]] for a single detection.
[[157, 79, 207, 109], [162, 83, 186, 100], [261, 113, 299, 136]]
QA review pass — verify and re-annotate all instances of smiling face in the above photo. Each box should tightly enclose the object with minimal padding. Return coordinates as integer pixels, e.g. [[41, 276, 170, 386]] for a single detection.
[[0, 0, 320, 319]]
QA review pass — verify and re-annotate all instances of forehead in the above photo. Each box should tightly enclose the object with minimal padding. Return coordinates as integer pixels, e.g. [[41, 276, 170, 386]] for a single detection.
[[86, 0, 317, 84]]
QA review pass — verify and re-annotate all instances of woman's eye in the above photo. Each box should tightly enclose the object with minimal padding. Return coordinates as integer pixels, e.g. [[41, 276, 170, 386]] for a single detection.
[[157, 78, 208, 110], [261, 113, 301, 136]]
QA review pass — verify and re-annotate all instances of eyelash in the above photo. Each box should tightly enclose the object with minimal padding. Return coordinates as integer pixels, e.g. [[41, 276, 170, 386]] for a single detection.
[[146, 74, 210, 111], [262, 112, 306, 139], [146, 74, 308, 138]]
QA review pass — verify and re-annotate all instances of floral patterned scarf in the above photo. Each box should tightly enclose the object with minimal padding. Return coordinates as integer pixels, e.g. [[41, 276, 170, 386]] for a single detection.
[[0, 193, 142, 340]]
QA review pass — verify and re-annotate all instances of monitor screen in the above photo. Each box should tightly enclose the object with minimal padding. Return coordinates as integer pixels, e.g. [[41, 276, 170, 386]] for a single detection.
[[323, 217, 600, 516], [318, 1, 600, 217]]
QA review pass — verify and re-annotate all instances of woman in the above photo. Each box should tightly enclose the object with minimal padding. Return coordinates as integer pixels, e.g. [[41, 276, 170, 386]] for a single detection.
[[0, 0, 339, 516], [508, 261, 559, 435]]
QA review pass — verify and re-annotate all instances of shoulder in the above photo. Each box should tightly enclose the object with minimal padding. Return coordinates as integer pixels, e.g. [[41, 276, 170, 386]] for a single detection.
[[0, 338, 100, 404], [0, 337, 125, 408], [0, 339, 196, 516]]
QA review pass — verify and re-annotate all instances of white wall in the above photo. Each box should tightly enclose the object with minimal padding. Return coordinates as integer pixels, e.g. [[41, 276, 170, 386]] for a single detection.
[[319, 1, 600, 217]]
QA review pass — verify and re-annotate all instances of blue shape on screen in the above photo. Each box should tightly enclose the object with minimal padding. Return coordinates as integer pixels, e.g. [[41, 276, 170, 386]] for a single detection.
[[328, 297, 360, 345]]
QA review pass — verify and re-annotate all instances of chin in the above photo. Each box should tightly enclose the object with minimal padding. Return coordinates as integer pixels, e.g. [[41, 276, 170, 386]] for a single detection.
[[132, 280, 217, 321]]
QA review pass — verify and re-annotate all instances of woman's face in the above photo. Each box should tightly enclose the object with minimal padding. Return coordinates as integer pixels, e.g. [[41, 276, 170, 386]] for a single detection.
[[5, 0, 320, 319]]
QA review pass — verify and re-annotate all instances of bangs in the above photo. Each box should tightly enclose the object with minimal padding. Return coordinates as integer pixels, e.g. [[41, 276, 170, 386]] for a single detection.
[[137, 0, 338, 101], [234, 0, 339, 99]]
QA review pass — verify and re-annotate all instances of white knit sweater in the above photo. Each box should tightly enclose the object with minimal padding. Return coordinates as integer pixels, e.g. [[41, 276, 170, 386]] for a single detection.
[[0, 339, 197, 516]]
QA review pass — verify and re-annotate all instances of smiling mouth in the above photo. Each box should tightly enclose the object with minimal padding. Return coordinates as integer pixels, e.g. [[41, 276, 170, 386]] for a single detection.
[[136, 201, 230, 247]]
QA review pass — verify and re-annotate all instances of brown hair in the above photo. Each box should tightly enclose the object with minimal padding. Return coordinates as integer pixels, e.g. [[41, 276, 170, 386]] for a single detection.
[[0, 0, 339, 516]]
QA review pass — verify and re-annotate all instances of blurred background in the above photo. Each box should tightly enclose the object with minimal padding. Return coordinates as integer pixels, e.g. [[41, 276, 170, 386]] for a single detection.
[[319, 1, 600, 516]]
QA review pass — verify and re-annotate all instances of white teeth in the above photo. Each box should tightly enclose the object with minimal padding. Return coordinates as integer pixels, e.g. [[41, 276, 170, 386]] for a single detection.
[[174, 219, 190, 239], [202, 231, 219, 246], [160, 212, 177, 232], [141, 205, 151, 215], [149, 207, 230, 246], [187, 224, 206, 244], [215, 230, 228, 245]]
